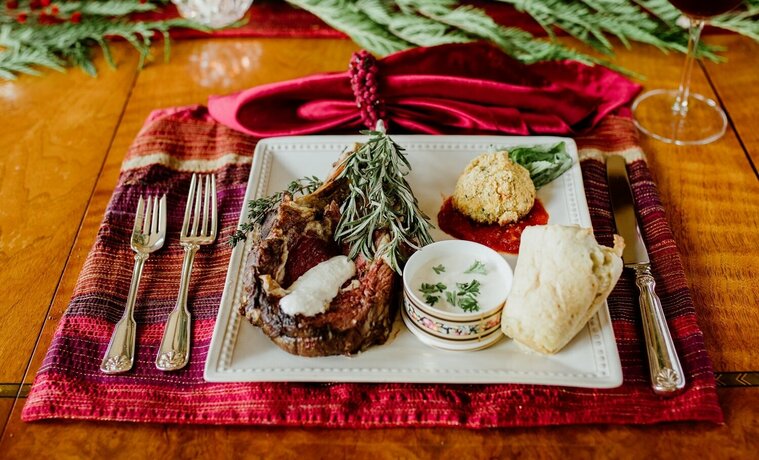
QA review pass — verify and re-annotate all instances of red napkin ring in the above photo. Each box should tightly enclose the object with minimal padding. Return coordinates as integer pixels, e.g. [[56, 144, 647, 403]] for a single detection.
[[350, 50, 387, 130]]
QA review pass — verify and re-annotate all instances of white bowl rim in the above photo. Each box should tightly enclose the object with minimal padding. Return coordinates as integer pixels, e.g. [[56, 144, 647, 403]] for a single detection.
[[402, 240, 514, 319]]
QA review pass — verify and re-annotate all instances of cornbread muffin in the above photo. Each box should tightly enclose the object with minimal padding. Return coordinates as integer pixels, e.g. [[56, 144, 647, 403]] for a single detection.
[[452, 151, 536, 225]]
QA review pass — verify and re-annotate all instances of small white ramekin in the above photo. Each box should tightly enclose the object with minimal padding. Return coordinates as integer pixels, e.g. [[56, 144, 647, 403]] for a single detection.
[[401, 240, 513, 351]]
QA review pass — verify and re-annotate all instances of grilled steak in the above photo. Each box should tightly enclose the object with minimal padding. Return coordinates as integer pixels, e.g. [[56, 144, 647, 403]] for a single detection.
[[238, 162, 397, 357]]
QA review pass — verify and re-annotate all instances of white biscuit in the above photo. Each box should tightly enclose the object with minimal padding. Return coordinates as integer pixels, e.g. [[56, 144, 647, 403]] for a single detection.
[[501, 225, 624, 354]]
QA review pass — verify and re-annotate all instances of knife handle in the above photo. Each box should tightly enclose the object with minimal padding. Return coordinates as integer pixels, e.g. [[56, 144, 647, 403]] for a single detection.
[[633, 265, 686, 396]]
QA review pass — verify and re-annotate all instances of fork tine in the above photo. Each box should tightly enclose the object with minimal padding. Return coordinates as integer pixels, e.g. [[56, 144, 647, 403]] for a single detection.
[[210, 175, 217, 238], [150, 195, 159, 234], [133, 196, 145, 236], [191, 174, 203, 237], [142, 194, 153, 234], [182, 174, 197, 238], [201, 175, 210, 236], [159, 194, 167, 237]]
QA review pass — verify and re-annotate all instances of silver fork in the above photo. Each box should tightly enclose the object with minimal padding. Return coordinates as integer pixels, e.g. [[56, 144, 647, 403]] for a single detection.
[[156, 173, 217, 371], [101, 195, 167, 374]]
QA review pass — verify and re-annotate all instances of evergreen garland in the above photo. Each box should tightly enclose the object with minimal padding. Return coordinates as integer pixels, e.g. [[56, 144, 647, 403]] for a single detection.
[[1, 0, 757, 80], [0, 0, 208, 79], [289, 0, 759, 67]]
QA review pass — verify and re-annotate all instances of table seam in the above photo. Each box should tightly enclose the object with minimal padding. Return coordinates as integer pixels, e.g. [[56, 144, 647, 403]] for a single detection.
[[699, 60, 759, 181]]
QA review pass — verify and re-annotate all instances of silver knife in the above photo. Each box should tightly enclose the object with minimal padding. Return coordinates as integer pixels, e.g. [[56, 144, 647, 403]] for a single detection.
[[606, 155, 685, 396]]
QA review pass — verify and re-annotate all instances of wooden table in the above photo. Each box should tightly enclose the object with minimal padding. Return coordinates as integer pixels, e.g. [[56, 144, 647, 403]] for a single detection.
[[0, 35, 757, 458]]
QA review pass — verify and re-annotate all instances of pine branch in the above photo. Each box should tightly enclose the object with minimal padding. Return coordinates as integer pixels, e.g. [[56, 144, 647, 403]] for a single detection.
[[356, 0, 471, 47], [712, 4, 759, 42], [57, 1, 159, 16], [288, 0, 758, 73], [0, 16, 207, 79], [286, 0, 411, 55], [0, 44, 65, 80], [527, 0, 676, 51], [405, 1, 602, 65]]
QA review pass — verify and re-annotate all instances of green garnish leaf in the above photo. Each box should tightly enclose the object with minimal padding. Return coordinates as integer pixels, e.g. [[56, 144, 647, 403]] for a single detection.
[[424, 295, 440, 306], [458, 296, 479, 312], [420, 282, 446, 295], [432, 264, 446, 274], [456, 279, 481, 296], [464, 260, 487, 275], [508, 142, 573, 189], [445, 290, 458, 307]]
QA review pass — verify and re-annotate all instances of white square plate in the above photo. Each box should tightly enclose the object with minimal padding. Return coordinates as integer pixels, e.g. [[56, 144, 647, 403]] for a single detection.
[[205, 135, 623, 388]]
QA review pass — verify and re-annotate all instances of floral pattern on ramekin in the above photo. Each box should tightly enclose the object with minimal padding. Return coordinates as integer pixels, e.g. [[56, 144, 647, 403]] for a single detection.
[[404, 298, 500, 338]]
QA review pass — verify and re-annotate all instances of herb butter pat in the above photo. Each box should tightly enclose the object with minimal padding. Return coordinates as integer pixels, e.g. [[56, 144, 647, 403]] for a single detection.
[[279, 256, 356, 317]]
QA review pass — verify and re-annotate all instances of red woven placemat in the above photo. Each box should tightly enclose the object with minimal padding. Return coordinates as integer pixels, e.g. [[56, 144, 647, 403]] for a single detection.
[[21, 106, 722, 427]]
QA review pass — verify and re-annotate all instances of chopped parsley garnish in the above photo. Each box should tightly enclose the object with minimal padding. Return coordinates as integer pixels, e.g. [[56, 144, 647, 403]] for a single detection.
[[420, 271, 483, 312], [458, 296, 479, 312], [420, 282, 446, 306], [443, 280, 482, 312], [456, 279, 481, 295], [420, 282, 446, 294], [464, 260, 488, 275], [432, 264, 446, 274]]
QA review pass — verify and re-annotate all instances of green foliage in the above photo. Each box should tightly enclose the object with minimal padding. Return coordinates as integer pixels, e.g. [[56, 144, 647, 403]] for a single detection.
[[507, 142, 573, 189], [287, 0, 411, 55], [0, 0, 209, 79], [712, 1, 759, 42], [2, 0, 757, 80], [289, 0, 759, 70]]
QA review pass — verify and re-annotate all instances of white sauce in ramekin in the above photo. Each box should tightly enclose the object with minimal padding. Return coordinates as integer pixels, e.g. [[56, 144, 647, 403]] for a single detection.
[[410, 255, 505, 314]]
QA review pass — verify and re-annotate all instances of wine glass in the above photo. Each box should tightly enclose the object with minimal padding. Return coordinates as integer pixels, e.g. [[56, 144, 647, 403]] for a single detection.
[[172, 0, 253, 28], [632, 0, 742, 145]]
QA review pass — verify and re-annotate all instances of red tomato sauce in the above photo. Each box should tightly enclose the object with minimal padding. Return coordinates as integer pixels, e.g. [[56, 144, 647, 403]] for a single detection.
[[437, 197, 549, 254]]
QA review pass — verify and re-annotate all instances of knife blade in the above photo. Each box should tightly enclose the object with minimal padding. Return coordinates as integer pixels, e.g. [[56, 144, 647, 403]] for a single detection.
[[606, 155, 685, 396]]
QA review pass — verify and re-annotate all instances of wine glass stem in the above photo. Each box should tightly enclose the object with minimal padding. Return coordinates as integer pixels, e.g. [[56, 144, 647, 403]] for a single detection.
[[673, 18, 706, 116]]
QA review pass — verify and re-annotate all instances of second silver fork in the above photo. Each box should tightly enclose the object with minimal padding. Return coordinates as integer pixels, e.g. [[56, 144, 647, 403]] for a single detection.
[[156, 173, 217, 371]]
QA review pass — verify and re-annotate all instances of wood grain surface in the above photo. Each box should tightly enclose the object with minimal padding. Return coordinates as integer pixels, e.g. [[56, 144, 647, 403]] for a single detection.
[[702, 35, 759, 170], [0, 44, 139, 383], [0, 36, 757, 458], [1, 387, 758, 459]]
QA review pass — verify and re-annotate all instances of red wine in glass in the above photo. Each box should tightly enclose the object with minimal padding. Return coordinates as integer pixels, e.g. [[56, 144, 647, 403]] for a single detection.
[[632, 0, 743, 145], [668, 0, 742, 18]]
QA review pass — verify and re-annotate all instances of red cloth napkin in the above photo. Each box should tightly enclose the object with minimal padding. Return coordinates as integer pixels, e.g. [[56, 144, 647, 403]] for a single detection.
[[209, 43, 640, 137]]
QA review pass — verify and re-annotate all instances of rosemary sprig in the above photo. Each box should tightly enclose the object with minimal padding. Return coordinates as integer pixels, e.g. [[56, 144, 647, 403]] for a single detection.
[[229, 176, 322, 247], [334, 125, 434, 274]]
